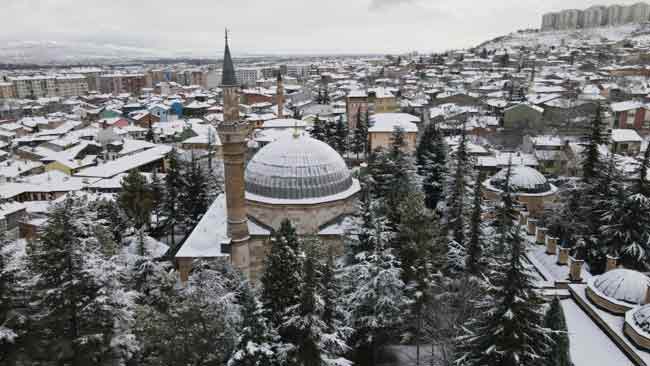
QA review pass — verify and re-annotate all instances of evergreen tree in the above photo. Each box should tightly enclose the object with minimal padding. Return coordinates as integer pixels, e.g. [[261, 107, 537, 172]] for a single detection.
[[0, 226, 20, 364], [543, 297, 571, 366], [582, 106, 604, 183], [351, 111, 368, 159], [135, 262, 240, 366], [283, 255, 326, 366], [260, 219, 302, 327], [456, 164, 549, 366], [180, 153, 210, 230], [26, 197, 128, 365], [228, 282, 289, 366], [342, 213, 406, 366], [389, 126, 406, 159], [149, 169, 165, 231], [162, 148, 183, 251], [119, 170, 153, 231], [311, 115, 327, 142], [466, 172, 486, 275], [94, 198, 129, 248], [446, 126, 473, 253], [334, 116, 348, 155], [416, 122, 448, 210]]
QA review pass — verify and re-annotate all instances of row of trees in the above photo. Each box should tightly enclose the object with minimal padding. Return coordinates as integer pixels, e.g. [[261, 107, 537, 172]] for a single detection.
[[543, 106, 650, 272], [310, 112, 369, 159]]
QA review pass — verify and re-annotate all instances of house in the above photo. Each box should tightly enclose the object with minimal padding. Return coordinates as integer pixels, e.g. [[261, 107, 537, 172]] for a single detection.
[[610, 129, 642, 155], [522, 135, 569, 175], [368, 113, 419, 152], [149, 104, 171, 122], [611, 101, 649, 130], [503, 103, 544, 130]]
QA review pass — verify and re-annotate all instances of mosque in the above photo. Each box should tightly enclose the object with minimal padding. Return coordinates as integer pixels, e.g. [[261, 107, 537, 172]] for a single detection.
[[175, 35, 360, 280]]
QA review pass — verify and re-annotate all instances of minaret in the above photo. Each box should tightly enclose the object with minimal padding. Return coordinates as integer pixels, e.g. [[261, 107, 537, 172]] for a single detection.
[[217, 30, 251, 274], [276, 72, 285, 119]]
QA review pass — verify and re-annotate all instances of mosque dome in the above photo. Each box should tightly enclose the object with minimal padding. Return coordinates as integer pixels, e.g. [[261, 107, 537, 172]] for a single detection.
[[489, 165, 552, 194], [245, 133, 358, 202], [592, 269, 650, 305]]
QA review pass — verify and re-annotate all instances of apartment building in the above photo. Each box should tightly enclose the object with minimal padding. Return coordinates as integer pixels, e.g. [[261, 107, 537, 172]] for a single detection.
[[236, 67, 261, 87], [0, 82, 16, 99], [9, 75, 88, 99], [99, 74, 149, 95]]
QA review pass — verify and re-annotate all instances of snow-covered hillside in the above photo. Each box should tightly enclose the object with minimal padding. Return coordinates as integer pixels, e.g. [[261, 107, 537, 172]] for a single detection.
[[480, 23, 650, 50]]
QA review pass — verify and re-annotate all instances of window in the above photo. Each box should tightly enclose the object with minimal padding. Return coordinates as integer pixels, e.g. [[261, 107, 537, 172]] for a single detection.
[[620, 143, 628, 152]]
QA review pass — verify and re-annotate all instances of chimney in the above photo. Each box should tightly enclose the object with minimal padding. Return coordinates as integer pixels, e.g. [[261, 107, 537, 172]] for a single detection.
[[276, 72, 284, 119]]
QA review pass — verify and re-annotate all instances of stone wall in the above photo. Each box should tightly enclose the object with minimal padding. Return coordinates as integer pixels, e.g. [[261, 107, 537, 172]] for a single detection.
[[541, 3, 650, 31]]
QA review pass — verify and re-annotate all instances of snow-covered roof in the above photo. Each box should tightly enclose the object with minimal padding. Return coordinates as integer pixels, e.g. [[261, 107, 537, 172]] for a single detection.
[[611, 129, 642, 143], [75, 145, 171, 178], [262, 118, 306, 129], [611, 101, 644, 112], [368, 113, 419, 133], [592, 269, 650, 305], [245, 133, 359, 203]]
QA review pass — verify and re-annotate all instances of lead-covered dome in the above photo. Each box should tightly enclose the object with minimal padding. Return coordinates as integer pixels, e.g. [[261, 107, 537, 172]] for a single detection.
[[593, 269, 650, 304], [489, 165, 552, 194], [245, 134, 356, 201]]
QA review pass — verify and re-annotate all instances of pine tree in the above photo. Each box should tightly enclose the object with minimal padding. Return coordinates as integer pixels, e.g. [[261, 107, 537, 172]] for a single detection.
[[582, 106, 604, 183], [543, 297, 571, 366], [135, 262, 240, 366], [466, 172, 486, 275], [180, 153, 210, 230], [94, 198, 129, 249], [26, 196, 127, 365], [334, 117, 348, 155], [311, 115, 327, 142], [416, 122, 448, 210], [389, 126, 406, 159], [351, 111, 368, 160], [456, 164, 549, 366], [119, 170, 153, 231], [0, 225, 20, 364], [446, 126, 473, 255], [283, 255, 325, 366], [228, 282, 289, 366], [149, 169, 165, 231], [260, 219, 302, 327], [342, 216, 406, 366], [163, 148, 183, 251]]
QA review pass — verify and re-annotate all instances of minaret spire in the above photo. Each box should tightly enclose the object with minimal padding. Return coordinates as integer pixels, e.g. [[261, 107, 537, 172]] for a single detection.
[[221, 28, 237, 87]]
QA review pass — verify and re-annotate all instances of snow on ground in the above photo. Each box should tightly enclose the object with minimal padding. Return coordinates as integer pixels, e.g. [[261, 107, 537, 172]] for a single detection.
[[571, 284, 650, 366], [561, 299, 633, 366], [527, 243, 592, 284]]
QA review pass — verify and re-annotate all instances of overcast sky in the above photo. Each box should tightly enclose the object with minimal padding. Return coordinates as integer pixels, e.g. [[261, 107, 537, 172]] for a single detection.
[[1, 0, 646, 56]]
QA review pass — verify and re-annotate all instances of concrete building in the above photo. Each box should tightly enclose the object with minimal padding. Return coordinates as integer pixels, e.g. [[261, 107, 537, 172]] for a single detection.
[[0, 82, 16, 99], [9, 75, 88, 99], [346, 90, 368, 129], [236, 67, 261, 87], [99, 73, 148, 95], [542, 2, 650, 31]]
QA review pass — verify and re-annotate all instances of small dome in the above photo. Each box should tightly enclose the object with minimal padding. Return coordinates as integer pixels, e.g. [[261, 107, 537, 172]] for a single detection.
[[245, 134, 356, 201], [633, 304, 650, 333], [593, 269, 650, 304], [490, 165, 551, 194]]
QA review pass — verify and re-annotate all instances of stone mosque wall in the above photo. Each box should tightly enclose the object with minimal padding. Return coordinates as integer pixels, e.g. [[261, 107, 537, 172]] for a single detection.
[[541, 3, 650, 31]]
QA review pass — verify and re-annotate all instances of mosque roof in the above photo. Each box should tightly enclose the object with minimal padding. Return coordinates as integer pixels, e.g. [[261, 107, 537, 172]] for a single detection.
[[245, 133, 359, 203]]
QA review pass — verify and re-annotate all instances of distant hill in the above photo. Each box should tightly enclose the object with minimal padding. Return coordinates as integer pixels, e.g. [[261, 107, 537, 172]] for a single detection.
[[0, 40, 212, 65], [478, 23, 650, 50]]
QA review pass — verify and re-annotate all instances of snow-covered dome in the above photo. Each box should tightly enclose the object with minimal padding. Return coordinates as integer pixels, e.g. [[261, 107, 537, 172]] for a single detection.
[[489, 165, 551, 194], [593, 269, 650, 304], [633, 304, 650, 333], [245, 133, 356, 201]]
